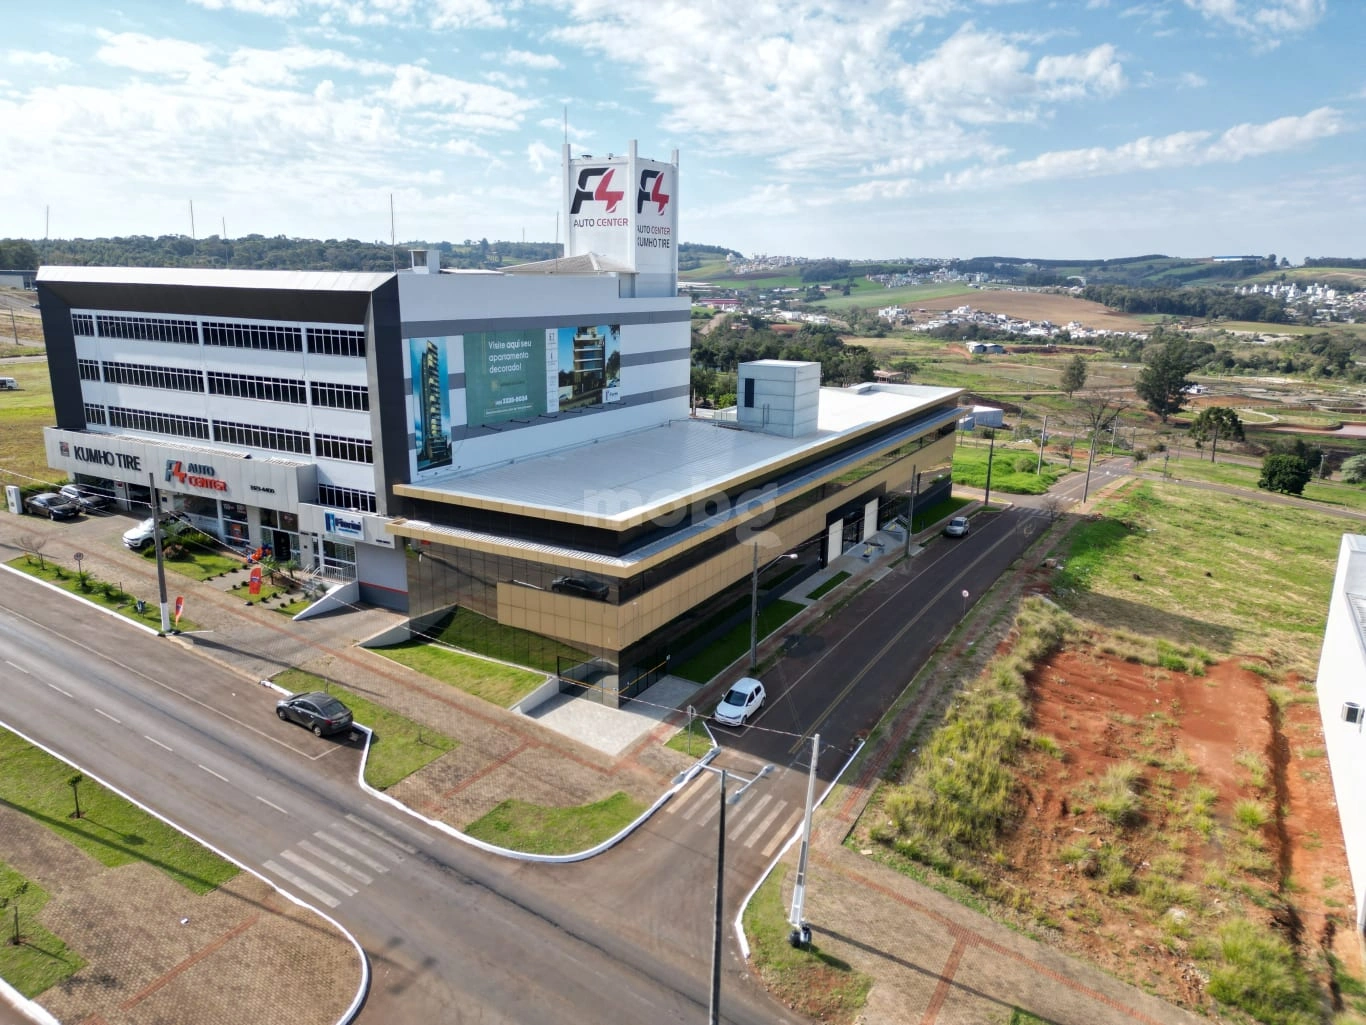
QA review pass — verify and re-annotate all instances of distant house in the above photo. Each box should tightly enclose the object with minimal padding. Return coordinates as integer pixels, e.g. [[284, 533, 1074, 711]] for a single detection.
[[966, 342, 1005, 355]]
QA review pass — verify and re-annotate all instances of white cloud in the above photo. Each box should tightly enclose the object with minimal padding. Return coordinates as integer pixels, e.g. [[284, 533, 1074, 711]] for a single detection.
[[1183, 0, 1325, 43], [188, 0, 512, 29], [1178, 71, 1208, 88], [95, 32, 215, 79], [4, 50, 73, 73], [504, 49, 562, 70], [526, 139, 557, 172], [940, 106, 1344, 190]]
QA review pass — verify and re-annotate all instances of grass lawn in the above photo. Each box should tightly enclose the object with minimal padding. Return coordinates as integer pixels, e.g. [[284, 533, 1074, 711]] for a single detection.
[[743, 867, 872, 1025], [229, 580, 286, 604], [907, 495, 972, 532], [807, 571, 850, 601], [372, 641, 546, 708], [272, 670, 456, 790], [673, 598, 805, 683], [1054, 480, 1340, 675], [424, 607, 589, 674], [952, 446, 1067, 495], [273, 597, 314, 616], [1157, 456, 1366, 514], [0, 864, 85, 998], [7, 555, 200, 632], [141, 545, 248, 581], [0, 358, 56, 490], [814, 282, 972, 312], [664, 716, 714, 757], [462, 791, 644, 855], [0, 728, 237, 895]]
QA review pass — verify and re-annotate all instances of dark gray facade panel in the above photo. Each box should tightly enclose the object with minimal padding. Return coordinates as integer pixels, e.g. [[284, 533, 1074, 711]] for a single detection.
[[359, 582, 408, 613], [39, 281, 376, 324], [35, 285, 84, 430], [401, 307, 690, 339], [449, 372, 466, 390], [446, 385, 689, 443], [369, 277, 407, 512], [621, 347, 689, 368]]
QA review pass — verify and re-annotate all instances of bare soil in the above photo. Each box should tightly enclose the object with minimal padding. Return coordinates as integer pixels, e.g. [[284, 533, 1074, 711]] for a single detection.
[[911, 289, 1152, 333], [998, 646, 1358, 1013]]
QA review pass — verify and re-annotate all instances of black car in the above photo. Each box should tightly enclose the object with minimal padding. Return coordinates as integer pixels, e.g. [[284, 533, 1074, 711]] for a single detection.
[[25, 492, 82, 520], [551, 575, 611, 600], [276, 692, 354, 737], [59, 483, 111, 511]]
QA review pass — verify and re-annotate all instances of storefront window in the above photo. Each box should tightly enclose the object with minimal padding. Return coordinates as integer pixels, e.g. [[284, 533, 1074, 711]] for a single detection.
[[322, 539, 356, 579], [223, 502, 248, 524]]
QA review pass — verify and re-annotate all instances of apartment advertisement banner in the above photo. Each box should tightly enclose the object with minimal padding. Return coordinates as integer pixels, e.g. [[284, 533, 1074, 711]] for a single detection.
[[409, 337, 453, 472], [464, 330, 549, 429]]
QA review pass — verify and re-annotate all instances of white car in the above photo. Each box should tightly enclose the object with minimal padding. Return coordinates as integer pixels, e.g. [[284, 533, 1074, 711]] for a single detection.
[[122, 516, 175, 550], [714, 677, 766, 727]]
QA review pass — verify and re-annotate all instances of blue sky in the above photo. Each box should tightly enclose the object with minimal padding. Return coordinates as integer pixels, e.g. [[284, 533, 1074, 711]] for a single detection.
[[0, 0, 1360, 260]]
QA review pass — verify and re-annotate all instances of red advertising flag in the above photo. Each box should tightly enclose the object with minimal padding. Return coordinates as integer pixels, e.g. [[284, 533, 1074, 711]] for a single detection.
[[248, 565, 262, 596], [173, 595, 185, 624]]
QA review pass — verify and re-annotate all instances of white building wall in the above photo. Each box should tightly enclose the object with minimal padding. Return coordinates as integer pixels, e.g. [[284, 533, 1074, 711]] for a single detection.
[[1316, 534, 1366, 934]]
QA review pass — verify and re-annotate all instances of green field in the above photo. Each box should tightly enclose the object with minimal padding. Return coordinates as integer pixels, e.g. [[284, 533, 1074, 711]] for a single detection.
[[463, 791, 645, 854], [813, 283, 971, 312], [1154, 456, 1366, 513], [0, 359, 57, 489]]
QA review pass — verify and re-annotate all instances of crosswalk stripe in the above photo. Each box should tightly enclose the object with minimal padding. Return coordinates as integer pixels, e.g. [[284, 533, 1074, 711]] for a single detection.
[[313, 831, 391, 874], [298, 840, 373, 884], [744, 803, 788, 849], [264, 859, 339, 908], [338, 825, 407, 863], [761, 811, 804, 858], [678, 778, 712, 821], [729, 794, 773, 841], [694, 792, 722, 828], [345, 813, 418, 854], [280, 849, 358, 897]]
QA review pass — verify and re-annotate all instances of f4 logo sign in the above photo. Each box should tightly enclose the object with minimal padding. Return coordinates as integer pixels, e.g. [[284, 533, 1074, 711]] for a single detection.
[[637, 170, 670, 215], [570, 167, 625, 214]]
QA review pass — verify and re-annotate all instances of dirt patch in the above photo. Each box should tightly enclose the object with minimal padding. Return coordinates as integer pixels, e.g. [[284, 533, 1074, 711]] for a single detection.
[[999, 647, 1358, 1012], [912, 289, 1151, 333]]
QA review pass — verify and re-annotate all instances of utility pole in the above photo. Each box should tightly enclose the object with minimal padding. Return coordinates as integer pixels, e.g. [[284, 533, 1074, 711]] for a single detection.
[[983, 431, 996, 509], [1068, 424, 1077, 470], [148, 473, 171, 633], [749, 543, 760, 672], [1036, 414, 1048, 475], [788, 733, 819, 948], [903, 466, 918, 559], [709, 769, 727, 1025], [8, 309, 17, 345]]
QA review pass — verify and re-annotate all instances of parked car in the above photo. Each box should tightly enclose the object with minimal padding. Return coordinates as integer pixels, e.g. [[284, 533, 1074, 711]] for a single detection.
[[122, 515, 175, 550], [942, 515, 970, 538], [714, 677, 766, 727], [24, 492, 81, 520], [59, 483, 111, 511], [551, 575, 611, 600], [276, 692, 354, 737]]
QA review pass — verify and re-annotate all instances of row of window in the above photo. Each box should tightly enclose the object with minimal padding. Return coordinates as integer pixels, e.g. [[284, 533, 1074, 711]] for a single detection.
[[87, 404, 374, 462], [76, 359, 368, 410], [104, 361, 204, 393], [317, 484, 377, 513], [71, 313, 365, 357]]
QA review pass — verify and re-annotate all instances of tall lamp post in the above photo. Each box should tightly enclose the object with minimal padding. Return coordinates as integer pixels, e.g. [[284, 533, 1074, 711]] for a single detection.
[[750, 544, 798, 672], [673, 761, 774, 1025]]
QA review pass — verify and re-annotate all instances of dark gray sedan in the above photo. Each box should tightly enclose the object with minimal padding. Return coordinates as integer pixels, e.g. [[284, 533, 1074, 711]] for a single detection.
[[25, 492, 82, 520], [275, 692, 354, 737]]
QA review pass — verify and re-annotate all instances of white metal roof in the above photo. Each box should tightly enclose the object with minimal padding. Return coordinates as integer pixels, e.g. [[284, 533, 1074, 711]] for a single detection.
[[37, 266, 395, 292], [418, 383, 959, 522]]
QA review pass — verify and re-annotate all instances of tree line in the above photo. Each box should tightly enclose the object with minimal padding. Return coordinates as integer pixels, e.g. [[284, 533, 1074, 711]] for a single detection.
[[690, 320, 877, 402], [1080, 284, 1287, 322]]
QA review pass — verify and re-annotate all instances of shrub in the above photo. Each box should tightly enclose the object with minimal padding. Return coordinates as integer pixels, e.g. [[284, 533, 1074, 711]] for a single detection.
[[1094, 762, 1143, 826], [1233, 799, 1271, 830], [1013, 455, 1036, 474], [1205, 918, 1320, 1025]]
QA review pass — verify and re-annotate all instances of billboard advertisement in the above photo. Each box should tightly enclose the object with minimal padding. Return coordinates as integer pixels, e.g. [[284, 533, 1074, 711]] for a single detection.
[[409, 337, 453, 472], [633, 157, 676, 278], [556, 324, 621, 410], [463, 329, 550, 428]]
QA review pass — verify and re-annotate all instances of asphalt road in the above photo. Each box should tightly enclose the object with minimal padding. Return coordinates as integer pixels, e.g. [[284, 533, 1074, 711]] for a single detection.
[[0, 580, 799, 1025]]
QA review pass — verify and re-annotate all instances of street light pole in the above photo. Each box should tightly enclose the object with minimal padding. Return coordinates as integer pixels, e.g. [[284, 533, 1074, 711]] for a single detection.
[[710, 768, 727, 1025], [788, 733, 819, 947], [982, 430, 996, 509], [903, 466, 918, 559], [1036, 414, 1048, 475], [147, 472, 170, 633], [749, 544, 760, 672]]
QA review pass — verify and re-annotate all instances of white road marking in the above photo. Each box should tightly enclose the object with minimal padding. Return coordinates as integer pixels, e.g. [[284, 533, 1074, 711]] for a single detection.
[[5, 660, 29, 674], [143, 735, 173, 752], [297, 840, 373, 885], [94, 708, 121, 724], [694, 792, 722, 828], [676, 777, 711, 820], [744, 803, 789, 850], [263, 859, 339, 908], [729, 794, 774, 842], [344, 813, 418, 854], [761, 811, 804, 858], [279, 849, 357, 897], [46, 682, 72, 697], [255, 795, 289, 816], [313, 831, 390, 874], [197, 763, 229, 783]]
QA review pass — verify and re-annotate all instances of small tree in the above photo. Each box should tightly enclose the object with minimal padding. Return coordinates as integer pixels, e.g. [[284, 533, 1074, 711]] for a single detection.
[[1258, 454, 1312, 496], [17, 534, 48, 569], [1135, 339, 1195, 422], [1189, 407, 1244, 462], [1060, 354, 1087, 397], [1340, 453, 1366, 484]]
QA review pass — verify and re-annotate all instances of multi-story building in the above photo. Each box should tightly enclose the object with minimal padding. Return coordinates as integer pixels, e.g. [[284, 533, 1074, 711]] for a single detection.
[[37, 142, 962, 703]]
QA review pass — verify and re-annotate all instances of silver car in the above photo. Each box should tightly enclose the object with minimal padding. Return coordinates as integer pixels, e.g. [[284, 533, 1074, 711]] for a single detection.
[[942, 516, 970, 538]]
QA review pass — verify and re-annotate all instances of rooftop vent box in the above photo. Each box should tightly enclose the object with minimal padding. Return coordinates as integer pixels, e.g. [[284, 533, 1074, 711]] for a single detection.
[[1343, 702, 1363, 724]]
